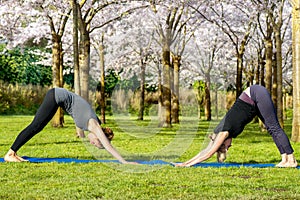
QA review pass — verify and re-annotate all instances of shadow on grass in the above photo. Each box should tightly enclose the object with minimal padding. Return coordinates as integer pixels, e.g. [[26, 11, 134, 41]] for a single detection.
[[23, 140, 83, 146]]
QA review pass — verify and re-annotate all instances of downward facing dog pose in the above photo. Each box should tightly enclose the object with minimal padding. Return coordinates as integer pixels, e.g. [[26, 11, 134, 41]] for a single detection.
[[176, 85, 297, 168], [4, 88, 136, 164]]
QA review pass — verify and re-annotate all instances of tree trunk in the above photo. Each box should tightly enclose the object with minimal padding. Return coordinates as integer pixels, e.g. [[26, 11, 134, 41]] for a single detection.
[[291, 4, 300, 142], [260, 62, 265, 86], [248, 62, 255, 85], [71, 0, 84, 136], [283, 90, 287, 120], [72, 0, 80, 95], [45, 5, 70, 128], [51, 36, 64, 127], [60, 51, 64, 88], [77, 2, 92, 101], [274, 30, 284, 127], [255, 54, 261, 84], [236, 53, 243, 98], [172, 55, 180, 124], [204, 80, 211, 121], [236, 24, 251, 98], [214, 88, 219, 120], [265, 39, 273, 93], [138, 56, 146, 121], [196, 81, 202, 120], [264, 15, 273, 92], [99, 33, 106, 124], [160, 46, 172, 127], [255, 64, 260, 84], [157, 66, 163, 123], [272, 56, 277, 107], [79, 31, 90, 101]]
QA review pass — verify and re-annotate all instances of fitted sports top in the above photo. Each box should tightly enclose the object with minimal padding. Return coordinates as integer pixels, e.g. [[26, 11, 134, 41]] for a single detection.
[[213, 87, 259, 138], [54, 88, 100, 130]]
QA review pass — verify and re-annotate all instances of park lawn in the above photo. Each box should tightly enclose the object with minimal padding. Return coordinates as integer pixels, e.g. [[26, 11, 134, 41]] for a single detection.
[[0, 114, 300, 200]]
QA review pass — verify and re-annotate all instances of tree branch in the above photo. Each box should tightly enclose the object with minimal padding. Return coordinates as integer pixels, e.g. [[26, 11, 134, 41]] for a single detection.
[[89, 5, 148, 33]]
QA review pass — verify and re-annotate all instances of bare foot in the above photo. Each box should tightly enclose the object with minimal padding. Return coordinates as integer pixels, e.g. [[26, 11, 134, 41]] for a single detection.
[[276, 153, 287, 167], [4, 153, 21, 162], [276, 161, 298, 168], [276, 160, 286, 167], [276, 160, 290, 167], [16, 155, 28, 162], [276, 154, 298, 168], [4, 154, 21, 162], [4, 149, 28, 162]]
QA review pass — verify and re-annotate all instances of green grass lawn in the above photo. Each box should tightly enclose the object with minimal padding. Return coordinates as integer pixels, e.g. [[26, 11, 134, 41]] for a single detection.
[[1, 114, 300, 199]]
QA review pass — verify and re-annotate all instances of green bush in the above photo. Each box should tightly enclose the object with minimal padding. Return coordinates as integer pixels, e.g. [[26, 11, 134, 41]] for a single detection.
[[0, 81, 49, 114], [0, 45, 52, 86]]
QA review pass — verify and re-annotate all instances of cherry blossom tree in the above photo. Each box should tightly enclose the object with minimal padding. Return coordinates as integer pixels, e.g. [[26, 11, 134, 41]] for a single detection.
[[0, 0, 72, 127], [87, 1, 150, 123], [251, 0, 292, 126], [99, 1, 197, 126], [190, 0, 258, 97], [186, 23, 234, 120], [117, 13, 156, 121], [149, 1, 198, 127], [74, 0, 149, 102]]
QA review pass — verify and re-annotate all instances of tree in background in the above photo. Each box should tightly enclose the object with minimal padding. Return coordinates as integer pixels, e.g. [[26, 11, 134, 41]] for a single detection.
[[191, 0, 256, 98], [150, 1, 194, 127], [70, 0, 80, 96], [290, 0, 300, 142], [251, 0, 292, 127], [267, 0, 290, 127], [188, 28, 228, 121], [0, 1, 72, 127], [41, 3, 71, 127]]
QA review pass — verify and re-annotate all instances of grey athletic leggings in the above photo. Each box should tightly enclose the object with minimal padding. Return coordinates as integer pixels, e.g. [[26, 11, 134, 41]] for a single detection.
[[250, 85, 293, 154]]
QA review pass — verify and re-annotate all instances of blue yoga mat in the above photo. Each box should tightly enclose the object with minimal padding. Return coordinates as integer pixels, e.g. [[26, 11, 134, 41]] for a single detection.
[[1, 156, 298, 168]]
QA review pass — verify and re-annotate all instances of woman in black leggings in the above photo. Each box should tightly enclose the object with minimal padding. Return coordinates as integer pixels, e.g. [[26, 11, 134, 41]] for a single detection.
[[4, 88, 136, 164], [176, 85, 297, 168]]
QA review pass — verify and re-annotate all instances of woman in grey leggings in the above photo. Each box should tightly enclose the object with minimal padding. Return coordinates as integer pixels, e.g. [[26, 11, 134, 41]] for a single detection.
[[176, 85, 297, 168], [4, 88, 136, 164]]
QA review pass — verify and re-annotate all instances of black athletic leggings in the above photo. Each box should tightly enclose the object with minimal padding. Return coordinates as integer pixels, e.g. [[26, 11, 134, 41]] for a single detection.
[[11, 89, 59, 152]]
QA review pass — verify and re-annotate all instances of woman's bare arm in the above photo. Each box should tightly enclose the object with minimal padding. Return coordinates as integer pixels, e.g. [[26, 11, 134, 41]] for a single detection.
[[176, 131, 229, 167], [87, 119, 137, 164], [76, 126, 85, 138]]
